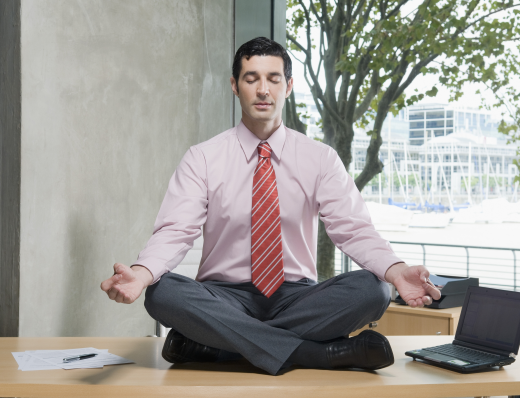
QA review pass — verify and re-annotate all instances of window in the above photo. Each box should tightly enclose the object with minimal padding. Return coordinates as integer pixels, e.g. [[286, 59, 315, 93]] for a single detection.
[[434, 130, 444, 136], [446, 110, 454, 118], [446, 129, 454, 135], [410, 139, 424, 145], [409, 111, 424, 120], [410, 121, 425, 129], [426, 110, 444, 119], [446, 119, 453, 127], [410, 131, 426, 138], [427, 120, 444, 128]]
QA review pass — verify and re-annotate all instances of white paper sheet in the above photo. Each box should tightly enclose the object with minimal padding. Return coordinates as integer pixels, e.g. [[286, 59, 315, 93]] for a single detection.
[[12, 348, 132, 371]]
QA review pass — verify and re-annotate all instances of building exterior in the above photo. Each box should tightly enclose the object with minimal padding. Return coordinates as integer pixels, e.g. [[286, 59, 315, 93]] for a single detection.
[[351, 133, 519, 204], [408, 103, 503, 146], [292, 93, 519, 203]]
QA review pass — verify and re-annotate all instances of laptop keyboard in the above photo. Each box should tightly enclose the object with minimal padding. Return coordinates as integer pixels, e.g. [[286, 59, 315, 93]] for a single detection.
[[425, 344, 501, 363]]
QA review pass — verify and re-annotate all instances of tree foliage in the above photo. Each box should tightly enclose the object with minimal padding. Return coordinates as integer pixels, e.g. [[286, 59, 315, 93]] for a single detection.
[[478, 52, 520, 183], [285, 0, 520, 280]]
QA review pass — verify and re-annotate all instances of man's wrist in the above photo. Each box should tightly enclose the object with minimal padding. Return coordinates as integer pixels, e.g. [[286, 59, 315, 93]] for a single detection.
[[130, 264, 154, 287], [384, 262, 408, 285]]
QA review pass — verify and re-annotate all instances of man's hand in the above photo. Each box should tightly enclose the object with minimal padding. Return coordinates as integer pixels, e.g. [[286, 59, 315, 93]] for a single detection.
[[100, 263, 153, 304], [384, 262, 441, 308]]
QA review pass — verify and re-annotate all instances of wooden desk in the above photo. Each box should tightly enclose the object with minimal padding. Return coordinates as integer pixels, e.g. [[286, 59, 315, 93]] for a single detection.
[[1, 336, 519, 398], [352, 302, 462, 336]]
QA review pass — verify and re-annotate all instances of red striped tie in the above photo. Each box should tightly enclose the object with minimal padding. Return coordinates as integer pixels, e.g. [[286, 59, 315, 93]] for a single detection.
[[251, 142, 285, 298]]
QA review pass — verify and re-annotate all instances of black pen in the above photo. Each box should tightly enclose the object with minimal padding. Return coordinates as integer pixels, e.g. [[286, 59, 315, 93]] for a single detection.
[[62, 353, 98, 363]]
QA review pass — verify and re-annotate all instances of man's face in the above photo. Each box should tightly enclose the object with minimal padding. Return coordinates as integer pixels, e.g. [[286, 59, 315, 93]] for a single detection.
[[231, 55, 293, 123]]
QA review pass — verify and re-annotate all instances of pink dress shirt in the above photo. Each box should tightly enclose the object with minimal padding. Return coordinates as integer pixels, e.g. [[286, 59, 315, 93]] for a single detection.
[[133, 121, 403, 284]]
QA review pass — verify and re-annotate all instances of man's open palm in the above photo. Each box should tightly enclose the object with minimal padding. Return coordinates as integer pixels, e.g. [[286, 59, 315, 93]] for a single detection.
[[100, 263, 145, 304], [392, 265, 441, 307]]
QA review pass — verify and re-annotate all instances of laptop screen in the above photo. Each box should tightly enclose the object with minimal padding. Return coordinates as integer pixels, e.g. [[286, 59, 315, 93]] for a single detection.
[[456, 286, 520, 355]]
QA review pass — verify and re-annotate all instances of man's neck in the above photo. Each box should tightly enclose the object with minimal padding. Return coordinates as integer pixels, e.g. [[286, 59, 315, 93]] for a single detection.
[[241, 114, 282, 141]]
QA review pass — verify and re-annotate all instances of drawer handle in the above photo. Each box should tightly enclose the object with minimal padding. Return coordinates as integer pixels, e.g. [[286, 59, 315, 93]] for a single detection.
[[436, 332, 442, 335], [369, 322, 378, 329]]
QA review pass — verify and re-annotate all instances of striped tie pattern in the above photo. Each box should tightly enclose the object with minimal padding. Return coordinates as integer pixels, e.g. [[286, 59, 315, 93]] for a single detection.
[[251, 142, 284, 298]]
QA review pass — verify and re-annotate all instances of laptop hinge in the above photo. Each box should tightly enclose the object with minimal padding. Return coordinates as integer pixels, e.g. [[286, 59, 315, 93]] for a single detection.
[[453, 339, 511, 357], [510, 353, 517, 359]]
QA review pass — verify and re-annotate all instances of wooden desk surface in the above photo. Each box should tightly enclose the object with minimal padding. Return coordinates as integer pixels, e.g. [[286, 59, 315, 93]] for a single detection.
[[1, 336, 519, 398]]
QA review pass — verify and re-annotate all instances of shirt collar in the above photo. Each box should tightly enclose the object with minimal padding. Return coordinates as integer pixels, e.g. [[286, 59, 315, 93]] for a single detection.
[[236, 120, 286, 162]]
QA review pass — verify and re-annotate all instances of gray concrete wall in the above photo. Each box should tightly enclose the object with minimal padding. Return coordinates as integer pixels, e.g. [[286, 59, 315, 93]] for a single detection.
[[18, 0, 234, 337]]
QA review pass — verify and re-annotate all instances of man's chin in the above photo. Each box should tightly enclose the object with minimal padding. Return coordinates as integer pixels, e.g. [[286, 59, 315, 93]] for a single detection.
[[248, 110, 276, 122]]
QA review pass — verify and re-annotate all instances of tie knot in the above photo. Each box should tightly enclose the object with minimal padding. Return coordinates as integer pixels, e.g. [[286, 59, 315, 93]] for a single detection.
[[258, 143, 272, 158]]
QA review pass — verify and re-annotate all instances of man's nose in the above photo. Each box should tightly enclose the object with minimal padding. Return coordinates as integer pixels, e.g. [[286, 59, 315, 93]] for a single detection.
[[257, 79, 269, 96]]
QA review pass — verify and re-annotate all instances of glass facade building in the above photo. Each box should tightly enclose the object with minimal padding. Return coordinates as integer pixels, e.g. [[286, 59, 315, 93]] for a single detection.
[[408, 103, 501, 146]]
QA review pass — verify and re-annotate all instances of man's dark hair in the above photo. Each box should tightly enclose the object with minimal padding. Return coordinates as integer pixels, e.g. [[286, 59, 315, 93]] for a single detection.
[[232, 37, 292, 87]]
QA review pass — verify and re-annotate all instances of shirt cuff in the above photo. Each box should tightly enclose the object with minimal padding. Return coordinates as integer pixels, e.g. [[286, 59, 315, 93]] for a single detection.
[[131, 258, 169, 284], [356, 254, 405, 283]]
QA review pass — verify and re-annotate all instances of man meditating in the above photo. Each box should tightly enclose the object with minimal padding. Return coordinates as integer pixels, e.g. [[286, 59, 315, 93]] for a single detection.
[[101, 37, 441, 376]]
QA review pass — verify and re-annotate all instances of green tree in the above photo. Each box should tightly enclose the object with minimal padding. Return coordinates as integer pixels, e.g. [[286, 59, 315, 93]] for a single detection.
[[286, 90, 309, 134], [478, 57, 520, 184], [286, 0, 520, 281]]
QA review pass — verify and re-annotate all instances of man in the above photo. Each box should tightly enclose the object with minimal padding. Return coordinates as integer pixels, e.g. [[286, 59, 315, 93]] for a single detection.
[[101, 37, 440, 376]]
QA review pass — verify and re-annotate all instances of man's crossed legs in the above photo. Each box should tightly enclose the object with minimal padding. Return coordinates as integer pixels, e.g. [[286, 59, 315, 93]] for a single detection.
[[144, 269, 391, 375]]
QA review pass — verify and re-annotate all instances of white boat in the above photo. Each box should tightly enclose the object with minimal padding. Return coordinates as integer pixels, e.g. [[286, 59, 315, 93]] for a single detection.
[[472, 198, 511, 224], [409, 212, 451, 228], [474, 212, 504, 224], [505, 213, 520, 223], [365, 202, 413, 232], [452, 209, 477, 224]]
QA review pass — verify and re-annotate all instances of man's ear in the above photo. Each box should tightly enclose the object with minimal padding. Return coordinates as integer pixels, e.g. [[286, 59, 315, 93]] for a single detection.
[[285, 77, 294, 98], [230, 77, 239, 97]]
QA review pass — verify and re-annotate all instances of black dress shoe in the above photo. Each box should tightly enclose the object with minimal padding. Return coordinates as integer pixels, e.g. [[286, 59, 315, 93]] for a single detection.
[[325, 330, 394, 370], [162, 329, 220, 364]]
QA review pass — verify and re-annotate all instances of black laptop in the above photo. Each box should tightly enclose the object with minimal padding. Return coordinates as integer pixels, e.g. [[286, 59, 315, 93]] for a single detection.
[[405, 285, 520, 373]]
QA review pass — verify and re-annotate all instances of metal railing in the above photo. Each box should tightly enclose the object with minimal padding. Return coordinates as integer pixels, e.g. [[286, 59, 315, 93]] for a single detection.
[[341, 241, 520, 292]]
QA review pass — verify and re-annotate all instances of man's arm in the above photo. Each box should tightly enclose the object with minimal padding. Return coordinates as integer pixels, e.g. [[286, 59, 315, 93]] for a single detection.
[[100, 146, 208, 303], [316, 146, 440, 307], [134, 146, 209, 283], [316, 146, 402, 280]]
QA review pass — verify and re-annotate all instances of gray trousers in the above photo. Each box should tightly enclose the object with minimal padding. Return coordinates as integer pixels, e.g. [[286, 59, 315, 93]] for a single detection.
[[144, 269, 390, 375]]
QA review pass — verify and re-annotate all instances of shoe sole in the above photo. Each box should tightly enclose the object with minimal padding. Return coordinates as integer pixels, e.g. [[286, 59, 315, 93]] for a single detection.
[[162, 330, 189, 363], [358, 330, 394, 370]]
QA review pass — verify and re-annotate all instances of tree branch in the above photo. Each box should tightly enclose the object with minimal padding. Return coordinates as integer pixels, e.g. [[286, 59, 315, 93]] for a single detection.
[[462, 4, 520, 34], [353, 70, 381, 121], [319, 0, 333, 42], [286, 33, 309, 55], [386, 0, 409, 19]]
